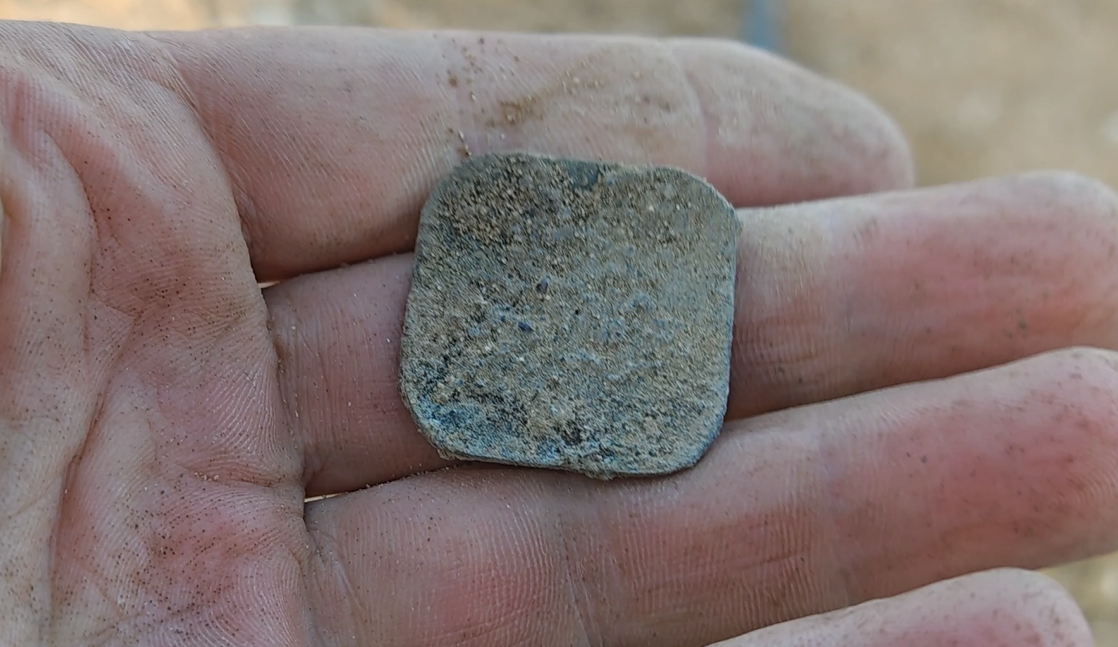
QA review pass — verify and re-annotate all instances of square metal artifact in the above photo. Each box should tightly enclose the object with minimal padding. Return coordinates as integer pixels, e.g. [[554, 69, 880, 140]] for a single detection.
[[399, 152, 739, 479]]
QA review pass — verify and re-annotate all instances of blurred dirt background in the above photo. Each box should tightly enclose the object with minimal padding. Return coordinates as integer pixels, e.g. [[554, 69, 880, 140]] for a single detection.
[[2, 0, 1115, 642]]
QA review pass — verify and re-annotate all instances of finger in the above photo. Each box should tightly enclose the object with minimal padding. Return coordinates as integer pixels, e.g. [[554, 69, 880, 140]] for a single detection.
[[268, 253, 448, 493], [728, 170, 1118, 416], [305, 347, 1118, 647], [154, 28, 913, 280], [708, 569, 1091, 647], [266, 171, 1118, 495]]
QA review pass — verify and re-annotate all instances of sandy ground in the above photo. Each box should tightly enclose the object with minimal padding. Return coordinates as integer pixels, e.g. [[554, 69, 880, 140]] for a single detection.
[[1, 0, 1116, 642]]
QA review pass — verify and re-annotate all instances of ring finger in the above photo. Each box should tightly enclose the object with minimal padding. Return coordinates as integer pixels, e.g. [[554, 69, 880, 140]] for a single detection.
[[304, 347, 1118, 647]]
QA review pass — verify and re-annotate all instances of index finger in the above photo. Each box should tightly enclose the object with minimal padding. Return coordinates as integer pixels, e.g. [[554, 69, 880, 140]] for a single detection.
[[154, 28, 913, 280]]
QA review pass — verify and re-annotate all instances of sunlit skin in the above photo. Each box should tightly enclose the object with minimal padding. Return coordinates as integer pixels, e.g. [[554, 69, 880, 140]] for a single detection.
[[0, 19, 1116, 646]]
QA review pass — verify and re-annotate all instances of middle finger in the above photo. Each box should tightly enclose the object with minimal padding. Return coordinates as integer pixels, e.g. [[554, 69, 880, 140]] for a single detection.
[[268, 171, 1118, 495]]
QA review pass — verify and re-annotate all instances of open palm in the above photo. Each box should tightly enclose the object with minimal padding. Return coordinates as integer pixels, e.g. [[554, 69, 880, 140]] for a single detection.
[[1, 20, 1117, 647]]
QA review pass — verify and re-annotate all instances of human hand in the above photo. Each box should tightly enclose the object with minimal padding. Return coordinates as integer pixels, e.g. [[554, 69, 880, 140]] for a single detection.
[[1, 20, 1116, 646]]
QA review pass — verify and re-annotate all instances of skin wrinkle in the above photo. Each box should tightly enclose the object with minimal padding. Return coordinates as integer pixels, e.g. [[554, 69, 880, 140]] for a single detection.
[[279, 290, 330, 486], [146, 32, 283, 272], [320, 513, 376, 646], [556, 502, 596, 647], [265, 262, 444, 491], [809, 412, 861, 614], [724, 427, 829, 628], [0, 62, 100, 645], [670, 43, 712, 186], [149, 39, 261, 270], [574, 476, 642, 647], [36, 123, 111, 576], [753, 207, 834, 407]]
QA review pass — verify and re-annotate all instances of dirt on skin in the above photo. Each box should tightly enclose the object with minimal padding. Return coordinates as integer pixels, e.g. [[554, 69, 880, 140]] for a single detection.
[[3, 0, 1117, 643]]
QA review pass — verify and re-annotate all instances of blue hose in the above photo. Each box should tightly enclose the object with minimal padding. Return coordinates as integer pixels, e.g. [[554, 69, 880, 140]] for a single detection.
[[742, 0, 783, 55]]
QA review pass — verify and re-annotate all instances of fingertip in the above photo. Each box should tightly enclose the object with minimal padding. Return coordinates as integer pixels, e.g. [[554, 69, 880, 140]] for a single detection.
[[711, 569, 1093, 647], [1015, 170, 1118, 222], [933, 569, 1094, 647], [669, 38, 914, 206], [836, 85, 915, 192]]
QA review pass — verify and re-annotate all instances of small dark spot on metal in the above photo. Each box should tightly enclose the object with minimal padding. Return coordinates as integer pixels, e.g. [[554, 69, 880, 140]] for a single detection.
[[518, 321, 533, 333], [536, 278, 550, 293]]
